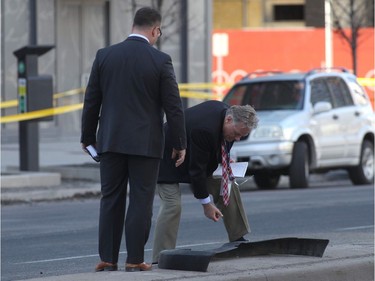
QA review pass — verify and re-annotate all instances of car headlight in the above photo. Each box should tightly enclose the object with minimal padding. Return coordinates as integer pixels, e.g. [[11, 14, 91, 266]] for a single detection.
[[252, 125, 284, 140]]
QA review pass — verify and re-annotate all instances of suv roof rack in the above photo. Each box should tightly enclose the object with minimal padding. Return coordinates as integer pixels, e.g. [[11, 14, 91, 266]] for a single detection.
[[241, 70, 283, 80], [305, 67, 350, 76]]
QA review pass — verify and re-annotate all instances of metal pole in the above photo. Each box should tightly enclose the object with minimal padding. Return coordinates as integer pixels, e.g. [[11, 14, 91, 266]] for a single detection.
[[1, 0, 5, 130], [324, 0, 333, 68], [30, 0, 37, 45], [19, 0, 39, 171], [205, 0, 212, 83], [180, 0, 188, 109], [104, 1, 111, 47]]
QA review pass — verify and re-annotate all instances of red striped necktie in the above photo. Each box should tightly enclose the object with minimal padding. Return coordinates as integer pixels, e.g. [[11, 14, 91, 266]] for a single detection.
[[221, 140, 234, 206]]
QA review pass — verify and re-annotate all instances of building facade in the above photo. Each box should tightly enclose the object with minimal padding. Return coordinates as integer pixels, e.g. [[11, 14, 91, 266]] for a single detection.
[[1, 0, 212, 136], [213, 0, 374, 28], [1, 0, 373, 138]]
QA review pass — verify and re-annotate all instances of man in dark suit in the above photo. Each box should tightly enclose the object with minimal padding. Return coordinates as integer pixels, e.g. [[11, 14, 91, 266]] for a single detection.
[[152, 100, 258, 263], [81, 7, 186, 272]]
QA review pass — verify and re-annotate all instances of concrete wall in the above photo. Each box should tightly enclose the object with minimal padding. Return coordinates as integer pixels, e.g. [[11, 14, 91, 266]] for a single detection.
[[2, 0, 29, 119]]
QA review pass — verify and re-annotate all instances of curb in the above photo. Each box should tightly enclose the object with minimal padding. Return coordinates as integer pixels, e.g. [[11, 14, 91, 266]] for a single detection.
[[14, 245, 374, 281], [41, 163, 101, 181], [1, 172, 61, 188], [1, 164, 350, 191]]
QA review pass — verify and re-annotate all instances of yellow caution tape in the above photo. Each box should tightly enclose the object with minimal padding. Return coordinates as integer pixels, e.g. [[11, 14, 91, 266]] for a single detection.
[[1, 79, 374, 123], [0, 100, 18, 109], [357, 78, 375, 87], [180, 90, 222, 100], [53, 88, 85, 99], [0, 88, 85, 109], [2, 78, 372, 109], [0, 103, 83, 123], [179, 83, 232, 90], [0, 84, 231, 109]]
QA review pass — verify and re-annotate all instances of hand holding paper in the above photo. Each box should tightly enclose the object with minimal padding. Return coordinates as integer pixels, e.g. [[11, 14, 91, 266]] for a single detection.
[[86, 145, 100, 162]]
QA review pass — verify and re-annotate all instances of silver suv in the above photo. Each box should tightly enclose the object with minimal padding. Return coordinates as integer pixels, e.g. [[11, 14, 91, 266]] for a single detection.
[[223, 68, 374, 189]]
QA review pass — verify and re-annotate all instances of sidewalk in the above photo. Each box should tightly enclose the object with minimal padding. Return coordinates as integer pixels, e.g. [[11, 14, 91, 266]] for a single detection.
[[1, 137, 374, 281], [16, 244, 374, 281], [1, 136, 102, 204]]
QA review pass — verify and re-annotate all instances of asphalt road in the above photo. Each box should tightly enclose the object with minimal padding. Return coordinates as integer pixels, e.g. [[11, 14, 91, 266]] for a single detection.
[[1, 184, 374, 281]]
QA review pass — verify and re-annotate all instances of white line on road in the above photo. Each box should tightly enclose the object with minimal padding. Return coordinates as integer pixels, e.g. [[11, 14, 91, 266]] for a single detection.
[[13, 241, 222, 265], [337, 225, 374, 231]]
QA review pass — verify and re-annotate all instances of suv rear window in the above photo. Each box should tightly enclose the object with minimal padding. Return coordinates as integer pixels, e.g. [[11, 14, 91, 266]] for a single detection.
[[347, 77, 370, 106], [326, 77, 354, 107], [224, 80, 305, 111]]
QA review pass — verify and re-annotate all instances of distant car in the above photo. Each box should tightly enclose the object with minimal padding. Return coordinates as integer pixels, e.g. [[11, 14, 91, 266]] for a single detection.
[[223, 68, 375, 189]]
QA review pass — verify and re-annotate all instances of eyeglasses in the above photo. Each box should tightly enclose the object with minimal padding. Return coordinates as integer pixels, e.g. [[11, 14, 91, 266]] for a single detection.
[[158, 27, 162, 37]]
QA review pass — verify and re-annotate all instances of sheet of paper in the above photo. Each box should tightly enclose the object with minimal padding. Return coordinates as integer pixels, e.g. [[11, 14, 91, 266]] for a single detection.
[[213, 162, 248, 178], [86, 145, 98, 157]]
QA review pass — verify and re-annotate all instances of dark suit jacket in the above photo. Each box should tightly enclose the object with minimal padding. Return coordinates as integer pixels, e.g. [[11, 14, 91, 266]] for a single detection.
[[158, 100, 233, 199], [81, 36, 186, 158]]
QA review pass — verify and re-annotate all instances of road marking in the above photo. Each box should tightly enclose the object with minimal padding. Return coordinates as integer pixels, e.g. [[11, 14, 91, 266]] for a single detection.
[[13, 241, 222, 265], [15, 253, 100, 264], [337, 225, 374, 231]]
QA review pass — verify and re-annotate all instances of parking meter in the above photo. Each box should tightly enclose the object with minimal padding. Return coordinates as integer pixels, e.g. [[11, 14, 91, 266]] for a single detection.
[[13, 45, 55, 171], [14, 45, 54, 120]]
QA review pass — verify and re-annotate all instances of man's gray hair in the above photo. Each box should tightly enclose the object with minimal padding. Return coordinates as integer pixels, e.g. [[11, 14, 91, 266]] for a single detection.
[[226, 105, 258, 129]]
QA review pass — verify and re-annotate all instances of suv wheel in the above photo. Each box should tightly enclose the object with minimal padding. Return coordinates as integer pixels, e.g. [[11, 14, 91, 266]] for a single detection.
[[289, 141, 309, 188], [254, 171, 280, 189], [348, 140, 374, 185]]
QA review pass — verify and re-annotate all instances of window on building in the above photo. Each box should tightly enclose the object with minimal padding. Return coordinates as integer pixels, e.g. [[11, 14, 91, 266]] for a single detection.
[[274, 4, 304, 21]]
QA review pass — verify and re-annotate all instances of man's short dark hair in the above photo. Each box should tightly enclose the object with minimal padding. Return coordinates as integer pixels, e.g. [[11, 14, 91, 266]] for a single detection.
[[133, 7, 162, 27]]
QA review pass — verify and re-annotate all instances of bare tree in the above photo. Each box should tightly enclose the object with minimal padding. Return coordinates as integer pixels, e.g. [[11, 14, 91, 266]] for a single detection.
[[151, 0, 180, 50], [128, 0, 201, 51], [330, 0, 374, 75], [128, 0, 180, 50]]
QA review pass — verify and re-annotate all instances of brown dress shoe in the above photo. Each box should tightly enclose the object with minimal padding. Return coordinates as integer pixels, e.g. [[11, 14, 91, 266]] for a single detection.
[[95, 261, 118, 272], [125, 262, 152, 272]]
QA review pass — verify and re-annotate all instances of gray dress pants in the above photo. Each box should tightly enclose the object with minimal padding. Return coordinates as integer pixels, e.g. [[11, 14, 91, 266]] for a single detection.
[[152, 177, 250, 263]]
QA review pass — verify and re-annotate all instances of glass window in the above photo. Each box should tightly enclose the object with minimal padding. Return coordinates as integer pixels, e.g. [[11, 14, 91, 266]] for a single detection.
[[347, 78, 370, 106], [326, 77, 354, 107], [224, 80, 304, 110], [224, 85, 247, 106], [310, 78, 332, 106], [274, 5, 304, 21]]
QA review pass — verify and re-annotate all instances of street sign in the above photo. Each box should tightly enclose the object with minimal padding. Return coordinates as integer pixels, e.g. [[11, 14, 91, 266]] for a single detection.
[[212, 33, 229, 57]]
